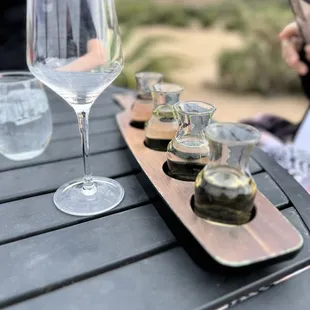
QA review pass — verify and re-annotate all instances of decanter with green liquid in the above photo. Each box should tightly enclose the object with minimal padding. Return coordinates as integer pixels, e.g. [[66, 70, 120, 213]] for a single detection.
[[194, 123, 261, 225]]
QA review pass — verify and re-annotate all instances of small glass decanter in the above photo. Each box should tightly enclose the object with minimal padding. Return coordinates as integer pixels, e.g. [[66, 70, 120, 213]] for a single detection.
[[167, 101, 216, 181], [145, 83, 184, 151], [194, 123, 261, 225], [130, 72, 163, 129]]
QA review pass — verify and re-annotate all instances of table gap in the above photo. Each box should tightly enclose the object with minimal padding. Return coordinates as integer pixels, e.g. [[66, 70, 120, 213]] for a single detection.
[[0, 240, 177, 309], [52, 128, 118, 143], [0, 168, 140, 205], [0, 145, 128, 175], [0, 200, 154, 246]]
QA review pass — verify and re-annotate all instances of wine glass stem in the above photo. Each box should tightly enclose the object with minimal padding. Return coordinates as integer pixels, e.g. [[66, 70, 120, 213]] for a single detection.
[[77, 110, 96, 195]]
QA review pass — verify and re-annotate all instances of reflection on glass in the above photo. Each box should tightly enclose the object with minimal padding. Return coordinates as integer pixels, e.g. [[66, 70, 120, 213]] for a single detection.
[[167, 101, 216, 181], [0, 72, 52, 161], [28, 0, 123, 104], [136, 72, 164, 99], [27, 0, 124, 216], [131, 72, 163, 129], [145, 83, 184, 151], [194, 123, 261, 225]]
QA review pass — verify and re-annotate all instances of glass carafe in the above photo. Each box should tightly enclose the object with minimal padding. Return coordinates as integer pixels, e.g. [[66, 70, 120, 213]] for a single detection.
[[0, 72, 52, 161], [145, 83, 184, 151], [131, 72, 163, 129], [167, 101, 216, 181], [194, 123, 261, 225]]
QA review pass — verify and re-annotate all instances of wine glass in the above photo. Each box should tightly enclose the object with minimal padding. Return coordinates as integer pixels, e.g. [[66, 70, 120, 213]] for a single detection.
[[26, 0, 125, 216]]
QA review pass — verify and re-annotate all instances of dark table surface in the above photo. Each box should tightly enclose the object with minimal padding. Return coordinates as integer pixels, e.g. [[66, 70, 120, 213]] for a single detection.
[[1, 85, 310, 310]]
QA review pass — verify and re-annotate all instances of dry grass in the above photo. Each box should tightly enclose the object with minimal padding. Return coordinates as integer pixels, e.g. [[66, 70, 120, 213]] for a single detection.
[[129, 25, 308, 123], [154, 0, 217, 5], [121, 0, 307, 123]]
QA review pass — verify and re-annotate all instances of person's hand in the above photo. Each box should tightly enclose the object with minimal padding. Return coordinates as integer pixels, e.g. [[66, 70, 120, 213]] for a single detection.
[[57, 39, 106, 72], [279, 22, 310, 76]]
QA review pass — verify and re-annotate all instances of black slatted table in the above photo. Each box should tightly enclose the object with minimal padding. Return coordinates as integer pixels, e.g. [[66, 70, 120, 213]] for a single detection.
[[1, 85, 310, 310]]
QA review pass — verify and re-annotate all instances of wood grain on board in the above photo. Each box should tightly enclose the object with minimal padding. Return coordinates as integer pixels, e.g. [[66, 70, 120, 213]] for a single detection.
[[116, 95, 304, 267]]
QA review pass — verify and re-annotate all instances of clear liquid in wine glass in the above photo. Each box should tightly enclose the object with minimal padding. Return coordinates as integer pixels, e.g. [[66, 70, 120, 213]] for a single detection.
[[30, 61, 123, 108]]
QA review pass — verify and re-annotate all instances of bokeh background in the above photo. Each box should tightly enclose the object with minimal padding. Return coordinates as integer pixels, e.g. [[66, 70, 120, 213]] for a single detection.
[[114, 0, 308, 123]]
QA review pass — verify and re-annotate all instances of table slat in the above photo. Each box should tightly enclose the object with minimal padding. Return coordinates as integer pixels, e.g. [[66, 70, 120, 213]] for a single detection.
[[0, 132, 126, 172], [253, 148, 310, 231], [0, 149, 138, 203], [0, 205, 175, 307], [0, 175, 149, 245], [52, 104, 121, 125], [233, 268, 310, 310], [6, 208, 310, 310], [249, 158, 262, 174], [52, 118, 118, 141], [254, 173, 289, 209]]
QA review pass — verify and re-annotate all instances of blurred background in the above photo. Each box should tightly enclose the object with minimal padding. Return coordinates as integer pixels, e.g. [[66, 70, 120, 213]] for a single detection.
[[114, 0, 308, 123]]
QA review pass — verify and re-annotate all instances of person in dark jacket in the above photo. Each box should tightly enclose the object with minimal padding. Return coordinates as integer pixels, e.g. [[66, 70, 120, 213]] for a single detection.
[[0, 1, 27, 70], [256, 21, 310, 193], [1, 0, 105, 72]]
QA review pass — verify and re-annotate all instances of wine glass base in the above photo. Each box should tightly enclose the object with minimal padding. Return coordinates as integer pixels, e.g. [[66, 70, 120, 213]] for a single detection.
[[53, 177, 125, 217]]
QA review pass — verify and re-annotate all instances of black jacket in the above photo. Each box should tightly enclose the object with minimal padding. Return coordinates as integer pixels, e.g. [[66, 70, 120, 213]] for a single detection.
[[0, 0, 96, 70], [0, 0, 27, 70]]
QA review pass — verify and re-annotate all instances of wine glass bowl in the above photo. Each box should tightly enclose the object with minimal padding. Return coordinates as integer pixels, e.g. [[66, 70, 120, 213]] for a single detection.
[[26, 0, 125, 216], [27, 0, 124, 106]]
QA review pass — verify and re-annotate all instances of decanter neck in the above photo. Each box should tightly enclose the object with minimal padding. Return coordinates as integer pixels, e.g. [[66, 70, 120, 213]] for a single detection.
[[176, 113, 213, 140]]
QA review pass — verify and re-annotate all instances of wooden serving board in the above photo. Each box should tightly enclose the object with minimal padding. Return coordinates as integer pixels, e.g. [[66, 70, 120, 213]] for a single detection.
[[115, 94, 304, 268]]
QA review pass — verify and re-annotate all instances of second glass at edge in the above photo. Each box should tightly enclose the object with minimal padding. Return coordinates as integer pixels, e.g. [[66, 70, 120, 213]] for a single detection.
[[0, 72, 52, 161], [27, 0, 124, 216]]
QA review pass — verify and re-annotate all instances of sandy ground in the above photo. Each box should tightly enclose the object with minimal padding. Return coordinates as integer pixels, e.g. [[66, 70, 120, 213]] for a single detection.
[[128, 25, 308, 123], [155, 0, 218, 6]]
